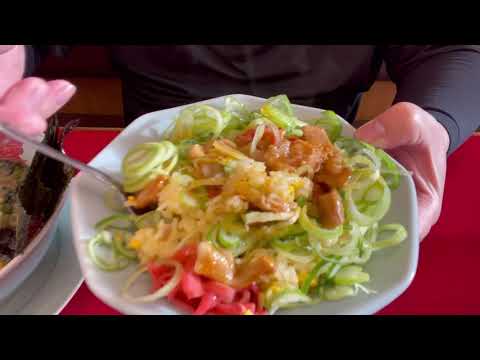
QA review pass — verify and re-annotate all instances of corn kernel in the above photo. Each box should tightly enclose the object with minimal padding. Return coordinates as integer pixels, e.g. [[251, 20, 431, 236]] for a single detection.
[[126, 196, 137, 207], [129, 238, 142, 250]]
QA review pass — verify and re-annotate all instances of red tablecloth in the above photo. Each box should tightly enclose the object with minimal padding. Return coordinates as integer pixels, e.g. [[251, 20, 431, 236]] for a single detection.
[[60, 130, 480, 315]]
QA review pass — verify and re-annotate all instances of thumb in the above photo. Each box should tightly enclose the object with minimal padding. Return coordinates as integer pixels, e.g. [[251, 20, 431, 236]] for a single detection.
[[355, 102, 425, 149]]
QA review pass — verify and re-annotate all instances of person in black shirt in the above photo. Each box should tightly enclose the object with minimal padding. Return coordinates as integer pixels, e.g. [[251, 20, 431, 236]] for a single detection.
[[1, 45, 479, 240]]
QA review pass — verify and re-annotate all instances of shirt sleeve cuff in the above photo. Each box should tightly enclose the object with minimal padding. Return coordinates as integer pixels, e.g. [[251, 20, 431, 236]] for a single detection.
[[424, 108, 459, 155], [23, 45, 37, 78]]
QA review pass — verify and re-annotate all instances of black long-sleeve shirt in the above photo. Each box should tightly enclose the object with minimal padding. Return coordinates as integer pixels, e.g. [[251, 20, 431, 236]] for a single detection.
[[25, 45, 480, 154]]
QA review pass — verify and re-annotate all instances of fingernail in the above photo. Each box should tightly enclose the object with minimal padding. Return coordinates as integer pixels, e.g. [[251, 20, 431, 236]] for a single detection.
[[356, 121, 387, 147], [53, 83, 76, 106]]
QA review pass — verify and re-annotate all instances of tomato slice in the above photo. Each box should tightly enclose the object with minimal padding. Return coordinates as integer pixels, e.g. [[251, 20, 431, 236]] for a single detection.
[[262, 127, 277, 146], [174, 244, 197, 263], [249, 283, 260, 296], [235, 126, 278, 148], [181, 271, 205, 300], [243, 302, 256, 314], [148, 263, 173, 278], [148, 262, 175, 292], [174, 244, 197, 272], [203, 281, 236, 304], [235, 289, 251, 304], [211, 303, 247, 315], [248, 283, 260, 307], [235, 128, 256, 146], [256, 308, 268, 315], [194, 293, 218, 315], [151, 245, 270, 315]]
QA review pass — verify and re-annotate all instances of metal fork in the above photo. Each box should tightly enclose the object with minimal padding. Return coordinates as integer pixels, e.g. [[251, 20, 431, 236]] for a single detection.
[[0, 122, 135, 215]]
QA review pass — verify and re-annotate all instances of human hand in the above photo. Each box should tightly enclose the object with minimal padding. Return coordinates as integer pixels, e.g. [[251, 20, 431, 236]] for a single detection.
[[0, 45, 76, 135], [355, 102, 450, 241]]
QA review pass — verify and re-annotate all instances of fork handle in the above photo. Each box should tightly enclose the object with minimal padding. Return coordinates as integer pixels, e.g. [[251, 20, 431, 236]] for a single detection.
[[0, 123, 123, 190]]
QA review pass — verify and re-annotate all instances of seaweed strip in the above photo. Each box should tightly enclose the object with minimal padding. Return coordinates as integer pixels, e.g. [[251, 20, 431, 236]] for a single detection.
[[15, 117, 78, 254]]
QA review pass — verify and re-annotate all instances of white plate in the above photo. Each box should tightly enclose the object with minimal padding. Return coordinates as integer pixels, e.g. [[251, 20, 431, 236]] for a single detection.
[[71, 94, 419, 315], [0, 198, 83, 315]]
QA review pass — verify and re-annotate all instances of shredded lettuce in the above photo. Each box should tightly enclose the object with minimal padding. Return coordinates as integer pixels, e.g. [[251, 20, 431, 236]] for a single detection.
[[220, 97, 253, 138], [313, 110, 343, 142], [260, 95, 306, 136]]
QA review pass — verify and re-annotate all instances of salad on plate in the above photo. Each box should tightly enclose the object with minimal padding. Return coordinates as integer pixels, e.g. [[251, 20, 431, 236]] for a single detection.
[[87, 95, 407, 315]]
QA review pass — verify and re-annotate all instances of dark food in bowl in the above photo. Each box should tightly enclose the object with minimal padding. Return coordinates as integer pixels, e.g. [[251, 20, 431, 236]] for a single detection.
[[0, 118, 77, 269], [0, 160, 27, 265]]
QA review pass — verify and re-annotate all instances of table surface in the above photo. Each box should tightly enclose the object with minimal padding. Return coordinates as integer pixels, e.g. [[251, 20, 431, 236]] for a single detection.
[[59, 130, 480, 315]]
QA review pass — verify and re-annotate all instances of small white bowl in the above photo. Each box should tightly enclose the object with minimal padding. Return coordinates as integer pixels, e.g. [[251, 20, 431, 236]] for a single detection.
[[0, 197, 66, 303], [71, 94, 419, 315], [0, 142, 69, 303]]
